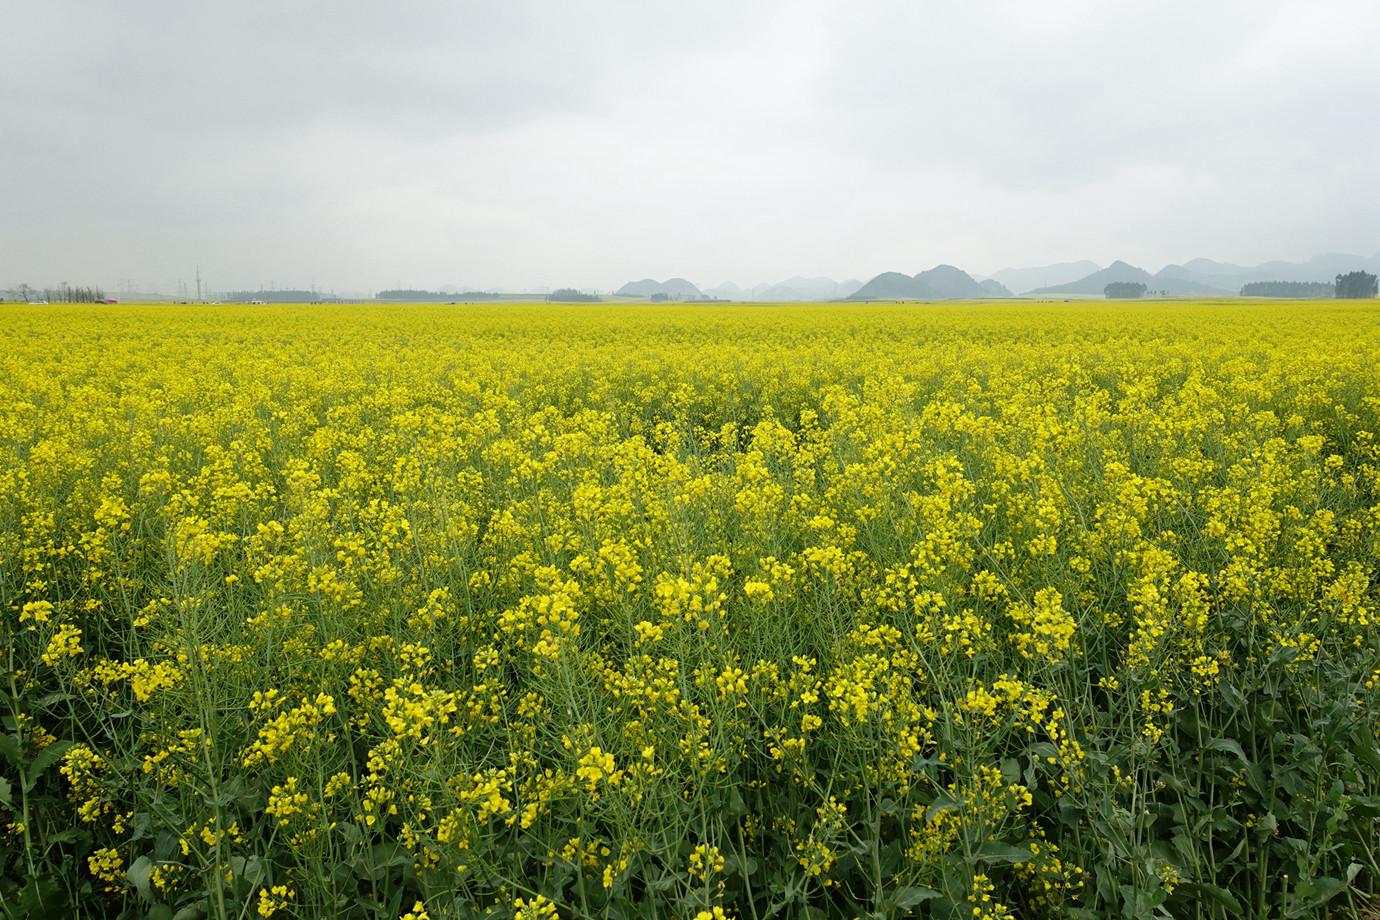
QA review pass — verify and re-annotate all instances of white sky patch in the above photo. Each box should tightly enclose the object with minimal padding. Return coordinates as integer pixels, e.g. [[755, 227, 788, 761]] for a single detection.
[[1, 0, 1375, 293]]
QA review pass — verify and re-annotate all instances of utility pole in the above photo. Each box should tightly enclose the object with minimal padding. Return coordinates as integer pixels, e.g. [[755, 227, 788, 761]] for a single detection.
[[196, 266, 202, 303]]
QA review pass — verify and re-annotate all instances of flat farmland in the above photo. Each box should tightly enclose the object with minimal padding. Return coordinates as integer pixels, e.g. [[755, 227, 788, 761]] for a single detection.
[[2, 300, 1378, 919]]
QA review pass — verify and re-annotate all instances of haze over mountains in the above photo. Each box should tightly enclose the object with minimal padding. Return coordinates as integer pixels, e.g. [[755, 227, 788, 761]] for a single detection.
[[1025, 261, 1226, 297], [977, 261, 1101, 295], [615, 278, 704, 298], [609, 252, 1379, 301], [1023, 252, 1380, 297], [614, 276, 864, 301], [848, 265, 1012, 300]]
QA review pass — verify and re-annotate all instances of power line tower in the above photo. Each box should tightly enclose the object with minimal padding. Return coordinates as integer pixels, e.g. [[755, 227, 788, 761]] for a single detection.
[[196, 266, 202, 303]]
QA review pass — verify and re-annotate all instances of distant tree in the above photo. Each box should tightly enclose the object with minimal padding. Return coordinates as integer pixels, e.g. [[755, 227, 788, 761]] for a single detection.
[[370, 289, 497, 302], [226, 289, 320, 303], [1335, 271, 1378, 299], [649, 292, 669, 302], [1240, 281, 1334, 298], [1104, 282, 1147, 299], [16, 283, 33, 301], [549, 288, 601, 303], [377, 288, 448, 301], [39, 284, 105, 303]]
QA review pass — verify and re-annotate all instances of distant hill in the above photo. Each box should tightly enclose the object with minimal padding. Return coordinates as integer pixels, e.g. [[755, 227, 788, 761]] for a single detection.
[[1028, 261, 1232, 297], [623, 254, 1379, 304], [849, 265, 997, 300], [756, 285, 806, 301], [915, 264, 993, 298], [616, 277, 703, 299], [659, 278, 702, 298], [703, 277, 862, 301], [767, 276, 860, 300], [981, 254, 1380, 296], [851, 272, 923, 299], [1028, 261, 1156, 296], [1149, 271, 1236, 296], [978, 261, 1101, 295], [1156, 252, 1380, 294], [617, 279, 663, 297], [703, 281, 746, 299]]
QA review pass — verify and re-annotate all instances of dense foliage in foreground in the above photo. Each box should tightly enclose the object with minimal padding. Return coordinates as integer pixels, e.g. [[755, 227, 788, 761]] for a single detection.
[[1, 301, 1379, 920]]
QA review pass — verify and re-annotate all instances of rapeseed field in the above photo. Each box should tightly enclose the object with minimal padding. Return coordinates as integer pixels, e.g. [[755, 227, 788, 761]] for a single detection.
[[1, 300, 1378, 920]]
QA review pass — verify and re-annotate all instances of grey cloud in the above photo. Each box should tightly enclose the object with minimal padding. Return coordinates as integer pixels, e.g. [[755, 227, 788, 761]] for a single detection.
[[811, 2, 1376, 188], [2, 0, 1376, 291]]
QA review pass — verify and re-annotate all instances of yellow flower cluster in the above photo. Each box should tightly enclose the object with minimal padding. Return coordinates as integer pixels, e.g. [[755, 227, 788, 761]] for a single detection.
[[1, 299, 1376, 919]]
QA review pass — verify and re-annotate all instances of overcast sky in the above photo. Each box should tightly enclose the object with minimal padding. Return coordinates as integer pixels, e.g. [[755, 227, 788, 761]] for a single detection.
[[3, 0, 1377, 293]]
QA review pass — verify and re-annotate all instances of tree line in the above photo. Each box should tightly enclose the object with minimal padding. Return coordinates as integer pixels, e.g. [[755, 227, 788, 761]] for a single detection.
[[1240, 275, 1378, 298], [1104, 282, 1148, 299], [1335, 271, 1378, 299], [9, 283, 108, 303], [376, 289, 499, 301], [549, 288, 601, 302], [1240, 281, 1334, 298]]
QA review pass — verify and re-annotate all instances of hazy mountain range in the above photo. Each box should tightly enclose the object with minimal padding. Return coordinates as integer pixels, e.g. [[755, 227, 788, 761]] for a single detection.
[[1150, 252, 1380, 295], [615, 277, 705, 298], [610, 252, 1378, 302], [975, 261, 1101, 295], [1026, 261, 1227, 297], [1020, 252, 1380, 296], [615, 276, 865, 301], [848, 265, 1012, 300]]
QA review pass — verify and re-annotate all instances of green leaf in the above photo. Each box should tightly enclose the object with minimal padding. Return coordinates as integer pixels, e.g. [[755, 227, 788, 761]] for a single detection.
[[975, 841, 1032, 865], [1158, 771, 1187, 794], [23, 740, 74, 793], [925, 793, 960, 822], [1180, 882, 1242, 914], [36, 692, 75, 709], [728, 854, 758, 878], [1206, 737, 1248, 763], [0, 776, 10, 807], [1209, 809, 1242, 833], [893, 886, 941, 909], [18, 876, 69, 919], [127, 855, 155, 901], [1219, 680, 1244, 708], [879, 839, 902, 875], [1352, 734, 1380, 775], [0, 733, 22, 770], [47, 827, 85, 845], [147, 904, 174, 920], [1297, 875, 1349, 908], [370, 841, 413, 868], [228, 855, 267, 890]]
